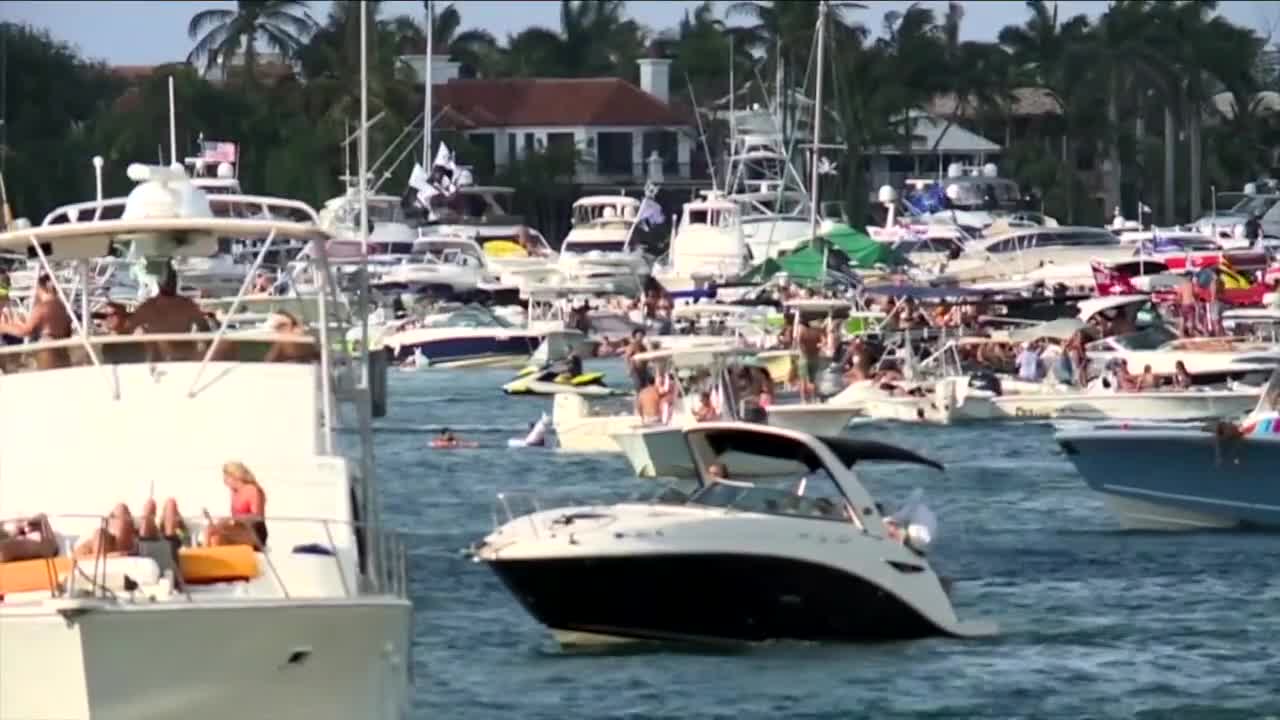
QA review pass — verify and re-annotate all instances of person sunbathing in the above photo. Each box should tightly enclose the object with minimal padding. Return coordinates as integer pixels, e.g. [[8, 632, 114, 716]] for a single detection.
[[0, 514, 59, 562], [75, 503, 139, 558]]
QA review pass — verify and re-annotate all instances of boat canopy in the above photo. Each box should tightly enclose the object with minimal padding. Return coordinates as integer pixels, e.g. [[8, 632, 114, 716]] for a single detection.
[[862, 284, 996, 301], [633, 345, 754, 368], [1010, 317, 1088, 343]]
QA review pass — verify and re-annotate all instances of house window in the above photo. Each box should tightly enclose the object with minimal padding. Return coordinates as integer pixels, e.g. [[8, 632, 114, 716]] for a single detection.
[[641, 130, 679, 174], [468, 132, 496, 178], [546, 132, 576, 159], [596, 131, 634, 176], [506, 134, 516, 167], [523, 132, 535, 155]]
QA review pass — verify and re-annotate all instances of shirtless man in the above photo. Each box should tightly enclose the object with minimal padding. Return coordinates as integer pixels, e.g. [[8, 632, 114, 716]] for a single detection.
[[0, 274, 73, 369], [795, 322, 824, 401], [1176, 276, 1197, 337], [635, 375, 664, 424], [123, 262, 210, 334]]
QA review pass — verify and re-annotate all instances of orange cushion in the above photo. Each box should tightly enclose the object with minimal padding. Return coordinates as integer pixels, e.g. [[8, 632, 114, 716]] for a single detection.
[[0, 556, 72, 595], [178, 545, 259, 584]]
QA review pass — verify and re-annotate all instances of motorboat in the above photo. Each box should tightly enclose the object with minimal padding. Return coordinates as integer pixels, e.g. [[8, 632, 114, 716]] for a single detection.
[[608, 345, 857, 477], [0, 164, 411, 718], [379, 304, 574, 369], [472, 423, 997, 647], [1056, 369, 1280, 529], [938, 225, 1131, 285], [556, 195, 650, 293], [651, 191, 751, 293], [553, 345, 747, 453]]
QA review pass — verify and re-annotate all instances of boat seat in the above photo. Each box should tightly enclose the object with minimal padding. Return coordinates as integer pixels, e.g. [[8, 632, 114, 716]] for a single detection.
[[0, 545, 259, 596]]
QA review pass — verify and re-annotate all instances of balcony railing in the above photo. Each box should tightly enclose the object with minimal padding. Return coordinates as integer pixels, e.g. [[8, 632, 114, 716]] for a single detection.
[[492, 161, 714, 186]]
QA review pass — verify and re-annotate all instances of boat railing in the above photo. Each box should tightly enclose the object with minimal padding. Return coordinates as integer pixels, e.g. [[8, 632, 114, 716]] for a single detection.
[[0, 512, 409, 603], [493, 492, 542, 537]]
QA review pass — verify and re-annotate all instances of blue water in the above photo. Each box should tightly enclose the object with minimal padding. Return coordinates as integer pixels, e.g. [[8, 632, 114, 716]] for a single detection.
[[384, 360, 1280, 719]]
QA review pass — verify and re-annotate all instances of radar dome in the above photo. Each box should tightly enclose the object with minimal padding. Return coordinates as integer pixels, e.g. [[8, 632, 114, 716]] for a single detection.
[[946, 163, 963, 179], [877, 185, 898, 204], [216, 162, 235, 179], [944, 183, 961, 201], [1245, 182, 1258, 195], [981, 163, 998, 178]]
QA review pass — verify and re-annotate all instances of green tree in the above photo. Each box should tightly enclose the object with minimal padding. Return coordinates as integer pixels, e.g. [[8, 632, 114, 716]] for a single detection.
[[498, 1, 646, 79], [186, 0, 317, 76]]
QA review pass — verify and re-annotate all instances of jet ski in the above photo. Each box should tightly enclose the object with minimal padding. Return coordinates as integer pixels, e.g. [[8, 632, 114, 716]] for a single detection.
[[502, 360, 626, 397]]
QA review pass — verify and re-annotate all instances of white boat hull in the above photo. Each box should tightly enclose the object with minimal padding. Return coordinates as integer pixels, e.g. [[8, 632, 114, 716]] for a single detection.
[[983, 389, 1261, 421], [764, 405, 859, 436], [0, 599, 411, 720]]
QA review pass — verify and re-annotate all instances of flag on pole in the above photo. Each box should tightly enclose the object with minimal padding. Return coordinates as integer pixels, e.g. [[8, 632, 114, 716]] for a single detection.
[[408, 163, 431, 193], [636, 198, 665, 231], [199, 140, 238, 163]]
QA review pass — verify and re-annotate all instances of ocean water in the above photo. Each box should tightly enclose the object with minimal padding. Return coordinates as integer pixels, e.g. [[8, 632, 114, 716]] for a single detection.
[[381, 360, 1280, 719]]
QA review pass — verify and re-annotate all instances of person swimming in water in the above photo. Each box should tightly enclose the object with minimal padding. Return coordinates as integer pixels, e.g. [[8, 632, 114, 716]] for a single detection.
[[431, 428, 478, 449]]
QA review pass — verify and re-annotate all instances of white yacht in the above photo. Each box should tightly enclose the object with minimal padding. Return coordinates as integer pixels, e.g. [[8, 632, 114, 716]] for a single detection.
[[473, 423, 996, 646], [0, 164, 411, 719], [556, 195, 650, 293], [652, 191, 751, 293], [939, 225, 1133, 285]]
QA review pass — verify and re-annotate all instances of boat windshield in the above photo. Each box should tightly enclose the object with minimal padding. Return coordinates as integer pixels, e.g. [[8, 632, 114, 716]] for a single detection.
[[1109, 325, 1179, 350], [1230, 195, 1278, 216], [429, 306, 511, 328], [683, 469, 855, 524], [563, 240, 628, 254]]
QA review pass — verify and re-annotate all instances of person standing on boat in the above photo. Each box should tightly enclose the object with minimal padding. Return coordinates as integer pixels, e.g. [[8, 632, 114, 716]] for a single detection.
[[0, 274, 72, 369], [1176, 276, 1198, 337], [1016, 341, 1044, 382], [624, 329, 649, 390], [123, 262, 210, 334]]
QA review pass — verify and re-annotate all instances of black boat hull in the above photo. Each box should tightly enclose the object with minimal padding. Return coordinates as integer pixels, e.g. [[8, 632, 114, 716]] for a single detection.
[[486, 553, 945, 645]]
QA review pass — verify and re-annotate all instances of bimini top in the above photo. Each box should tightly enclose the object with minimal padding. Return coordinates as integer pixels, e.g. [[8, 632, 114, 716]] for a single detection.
[[632, 345, 755, 368], [684, 422, 943, 514], [0, 216, 325, 261]]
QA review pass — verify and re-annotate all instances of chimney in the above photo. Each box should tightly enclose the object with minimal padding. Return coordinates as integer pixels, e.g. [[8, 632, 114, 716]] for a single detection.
[[401, 53, 460, 85], [637, 44, 671, 104]]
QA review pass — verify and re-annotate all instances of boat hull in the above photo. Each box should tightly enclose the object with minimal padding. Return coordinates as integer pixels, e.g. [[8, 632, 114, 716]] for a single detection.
[[1057, 430, 1280, 529], [987, 390, 1259, 422], [0, 599, 412, 720], [387, 333, 540, 369], [765, 405, 859, 436], [486, 553, 948, 645]]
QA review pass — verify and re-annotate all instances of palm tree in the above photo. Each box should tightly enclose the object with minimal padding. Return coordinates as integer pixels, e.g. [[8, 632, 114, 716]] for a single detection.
[[498, 0, 645, 79], [926, 3, 1014, 158], [999, 0, 1093, 221], [659, 2, 753, 107], [383, 3, 500, 78], [187, 0, 317, 77]]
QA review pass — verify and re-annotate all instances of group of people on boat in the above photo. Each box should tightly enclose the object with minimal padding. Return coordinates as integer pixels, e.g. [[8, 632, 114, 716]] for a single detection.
[[0, 262, 316, 371], [0, 461, 269, 565]]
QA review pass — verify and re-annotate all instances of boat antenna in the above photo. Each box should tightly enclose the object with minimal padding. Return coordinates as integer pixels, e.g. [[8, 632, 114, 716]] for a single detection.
[[357, 0, 380, 586], [168, 75, 178, 168], [810, 1, 828, 278], [423, 0, 434, 166], [684, 73, 718, 193], [725, 32, 735, 192], [92, 155, 104, 221]]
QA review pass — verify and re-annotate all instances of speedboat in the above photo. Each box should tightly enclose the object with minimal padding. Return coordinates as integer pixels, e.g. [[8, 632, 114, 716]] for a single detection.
[[379, 304, 556, 369], [472, 423, 996, 647], [0, 164, 411, 718], [1056, 369, 1280, 529]]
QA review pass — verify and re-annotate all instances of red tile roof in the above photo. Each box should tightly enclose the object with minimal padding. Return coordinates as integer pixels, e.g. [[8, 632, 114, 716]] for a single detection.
[[431, 78, 689, 128], [111, 65, 158, 82]]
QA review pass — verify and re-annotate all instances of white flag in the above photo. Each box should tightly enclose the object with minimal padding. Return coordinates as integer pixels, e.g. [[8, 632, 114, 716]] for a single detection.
[[433, 142, 454, 171], [408, 163, 430, 192], [1139, 202, 1152, 214]]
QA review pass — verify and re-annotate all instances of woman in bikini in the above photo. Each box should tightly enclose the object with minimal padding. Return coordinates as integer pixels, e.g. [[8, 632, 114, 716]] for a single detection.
[[205, 461, 268, 549]]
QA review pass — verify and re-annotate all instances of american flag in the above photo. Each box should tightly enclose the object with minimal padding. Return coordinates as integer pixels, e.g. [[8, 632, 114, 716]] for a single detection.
[[200, 141, 238, 163]]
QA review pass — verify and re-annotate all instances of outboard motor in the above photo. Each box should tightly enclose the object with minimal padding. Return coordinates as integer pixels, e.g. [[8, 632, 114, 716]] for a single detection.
[[968, 370, 1003, 397]]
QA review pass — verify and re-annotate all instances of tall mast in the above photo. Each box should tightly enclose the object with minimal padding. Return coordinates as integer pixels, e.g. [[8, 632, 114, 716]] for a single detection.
[[810, 0, 828, 277], [423, 0, 434, 165], [725, 33, 735, 192]]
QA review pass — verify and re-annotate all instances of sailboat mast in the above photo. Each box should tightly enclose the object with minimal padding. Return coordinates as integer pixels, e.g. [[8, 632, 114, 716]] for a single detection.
[[725, 33, 735, 192], [423, 0, 434, 164], [810, 0, 827, 277]]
